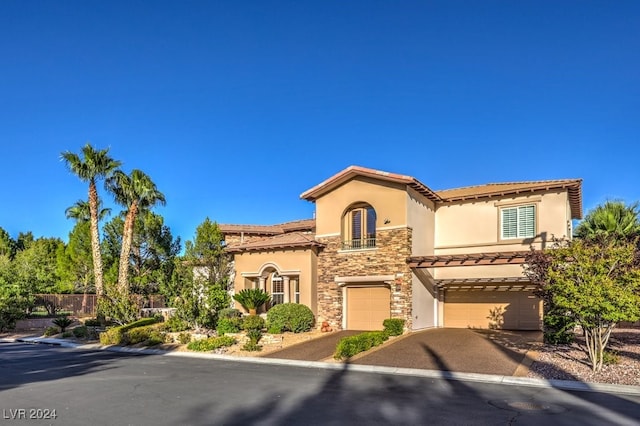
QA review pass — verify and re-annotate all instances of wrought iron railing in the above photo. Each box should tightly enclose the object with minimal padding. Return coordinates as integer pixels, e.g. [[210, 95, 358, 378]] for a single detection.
[[342, 238, 376, 250]]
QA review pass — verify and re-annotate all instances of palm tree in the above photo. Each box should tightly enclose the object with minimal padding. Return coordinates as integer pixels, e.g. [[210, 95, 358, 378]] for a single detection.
[[65, 199, 111, 223], [61, 144, 121, 299], [575, 200, 640, 241], [106, 169, 166, 294]]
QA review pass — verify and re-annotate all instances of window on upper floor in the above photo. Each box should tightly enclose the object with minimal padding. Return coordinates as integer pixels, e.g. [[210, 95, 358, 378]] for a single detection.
[[501, 205, 536, 239], [342, 204, 376, 250]]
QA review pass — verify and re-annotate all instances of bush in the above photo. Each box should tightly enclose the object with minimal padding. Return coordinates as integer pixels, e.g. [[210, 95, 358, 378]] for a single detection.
[[242, 315, 266, 331], [543, 310, 575, 344], [334, 331, 389, 360], [382, 318, 405, 336], [187, 335, 236, 352], [162, 316, 190, 332], [99, 317, 160, 345], [126, 325, 167, 346], [72, 326, 88, 338], [603, 349, 620, 366], [52, 316, 74, 332], [216, 317, 243, 335], [177, 332, 192, 344], [43, 326, 59, 337], [62, 331, 73, 338], [242, 329, 263, 352], [266, 303, 314, 333], [218, 308, 242, 319], [84, 318, 102, 327], [233, 289, 271, 313]]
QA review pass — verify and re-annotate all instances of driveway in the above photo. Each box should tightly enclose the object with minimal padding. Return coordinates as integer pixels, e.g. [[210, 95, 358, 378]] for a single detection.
[[352, 328, 542, 376], [261, 330, 361, 361]]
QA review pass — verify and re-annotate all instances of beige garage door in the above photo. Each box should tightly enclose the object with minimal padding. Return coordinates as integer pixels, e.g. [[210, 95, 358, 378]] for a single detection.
[[444, 290, 541, 330], [346, 286, 390, 331]]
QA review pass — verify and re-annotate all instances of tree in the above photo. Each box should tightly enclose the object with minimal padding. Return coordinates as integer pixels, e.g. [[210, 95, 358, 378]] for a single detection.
[[106, 169, 166, 295], [162, 219, 231, 330], [65, 199, 111, 223], [57, 221, 95, 313], [12, 237, 67, 295], [575, 200, 640, 241], [0, 227, 16, 259], [61, 143, 122, 300], [525, 238, 640, 372]]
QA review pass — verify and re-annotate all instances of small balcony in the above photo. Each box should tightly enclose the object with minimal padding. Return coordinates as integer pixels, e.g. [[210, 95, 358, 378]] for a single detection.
[[342, 238, 376, 251]]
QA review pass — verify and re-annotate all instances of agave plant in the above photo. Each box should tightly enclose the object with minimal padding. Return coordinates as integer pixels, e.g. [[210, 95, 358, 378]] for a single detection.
[[233, 289, 271, 315]]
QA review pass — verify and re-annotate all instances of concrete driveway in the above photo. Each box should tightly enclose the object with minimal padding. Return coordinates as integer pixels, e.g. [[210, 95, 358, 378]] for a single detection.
[[352, 328, 542, 376], [261, 330, 361, 361]]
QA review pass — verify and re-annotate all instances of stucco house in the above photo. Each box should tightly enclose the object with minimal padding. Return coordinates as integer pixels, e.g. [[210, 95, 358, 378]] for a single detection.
[[222, 166, 582, 332]]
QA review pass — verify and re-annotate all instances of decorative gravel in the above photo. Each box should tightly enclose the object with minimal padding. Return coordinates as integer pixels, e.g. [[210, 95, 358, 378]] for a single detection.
[[527, 328, 640, 386]]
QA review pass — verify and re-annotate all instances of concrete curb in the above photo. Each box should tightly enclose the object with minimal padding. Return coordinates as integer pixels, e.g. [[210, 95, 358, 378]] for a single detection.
[[5, 336, 640, 397]]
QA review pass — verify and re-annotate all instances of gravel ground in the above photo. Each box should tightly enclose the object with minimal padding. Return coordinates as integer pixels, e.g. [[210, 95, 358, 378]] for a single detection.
[[527, 328, 640, 386]]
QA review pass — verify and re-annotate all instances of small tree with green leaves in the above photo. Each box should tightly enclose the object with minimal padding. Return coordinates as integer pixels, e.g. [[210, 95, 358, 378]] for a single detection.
[[525, 238, 640, 372]]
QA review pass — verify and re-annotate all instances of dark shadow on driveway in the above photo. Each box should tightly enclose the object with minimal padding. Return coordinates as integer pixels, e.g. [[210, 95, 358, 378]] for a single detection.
[[260, 330, 361, 361]]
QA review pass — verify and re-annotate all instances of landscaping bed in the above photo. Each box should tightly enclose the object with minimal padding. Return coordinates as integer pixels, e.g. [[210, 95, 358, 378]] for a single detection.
[[527, 327, 640, 386]]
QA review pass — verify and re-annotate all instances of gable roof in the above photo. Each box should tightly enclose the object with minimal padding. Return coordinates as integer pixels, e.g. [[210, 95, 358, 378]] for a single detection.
[[300, 166, 583, 219], [300, 165, 442, 203], [225, 232, 324, 254]]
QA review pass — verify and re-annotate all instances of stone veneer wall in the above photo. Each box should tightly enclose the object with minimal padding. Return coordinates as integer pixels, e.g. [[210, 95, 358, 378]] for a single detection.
[[316, 227, 413, 330]]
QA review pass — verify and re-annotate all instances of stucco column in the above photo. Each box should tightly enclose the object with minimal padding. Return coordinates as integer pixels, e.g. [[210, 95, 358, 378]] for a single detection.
[[283, 276, 290, 303], [258, 277, 266, 291]]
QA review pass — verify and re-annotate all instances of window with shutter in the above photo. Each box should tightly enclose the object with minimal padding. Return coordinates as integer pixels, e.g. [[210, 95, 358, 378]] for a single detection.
[[342, 204, 377, 250], [501, 205, 535, 239]]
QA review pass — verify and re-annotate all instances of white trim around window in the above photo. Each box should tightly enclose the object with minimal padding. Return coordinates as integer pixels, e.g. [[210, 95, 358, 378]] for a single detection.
[[500, 204, 536, 239]]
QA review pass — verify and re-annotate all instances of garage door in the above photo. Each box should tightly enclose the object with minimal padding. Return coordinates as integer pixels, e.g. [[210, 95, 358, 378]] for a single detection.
[[346, 286, 390, 331], [444, 290, 541, 330]]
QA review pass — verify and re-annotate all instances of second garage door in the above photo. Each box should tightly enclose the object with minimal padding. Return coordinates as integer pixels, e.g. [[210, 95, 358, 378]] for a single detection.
[[444, 290, 541, 330], [346, 286, 390, 331]]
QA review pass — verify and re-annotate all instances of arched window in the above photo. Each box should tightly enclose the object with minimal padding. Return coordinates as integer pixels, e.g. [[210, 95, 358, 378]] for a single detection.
[[342, 204, 376, 250]]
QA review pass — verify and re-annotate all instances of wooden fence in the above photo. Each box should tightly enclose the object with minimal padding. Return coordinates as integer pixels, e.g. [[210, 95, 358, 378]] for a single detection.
[[33, 294, 166, 317]]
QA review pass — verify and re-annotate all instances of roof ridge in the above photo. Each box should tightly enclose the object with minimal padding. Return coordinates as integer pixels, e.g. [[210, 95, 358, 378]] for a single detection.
[[436, 178, 581, 193]]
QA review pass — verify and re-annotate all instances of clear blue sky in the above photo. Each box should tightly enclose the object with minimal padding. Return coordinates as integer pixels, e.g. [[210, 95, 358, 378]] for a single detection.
[[1, 1, 638, 245]]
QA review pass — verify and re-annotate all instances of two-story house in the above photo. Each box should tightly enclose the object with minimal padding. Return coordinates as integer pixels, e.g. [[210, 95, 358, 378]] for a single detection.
[[223, 166, 582, 331]]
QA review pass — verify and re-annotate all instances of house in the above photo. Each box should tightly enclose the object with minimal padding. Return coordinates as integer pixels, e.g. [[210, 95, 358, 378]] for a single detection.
[[222, 166, 582, 331]]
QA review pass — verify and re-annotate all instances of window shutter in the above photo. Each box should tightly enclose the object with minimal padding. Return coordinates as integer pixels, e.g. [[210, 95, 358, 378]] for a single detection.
[[352, 210, 362, 240], [501, 207, 517, 239], [518, 205, 535, 238]]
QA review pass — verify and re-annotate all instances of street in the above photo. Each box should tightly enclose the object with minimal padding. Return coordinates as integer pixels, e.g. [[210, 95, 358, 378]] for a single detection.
[[1, 342, 639, 425]]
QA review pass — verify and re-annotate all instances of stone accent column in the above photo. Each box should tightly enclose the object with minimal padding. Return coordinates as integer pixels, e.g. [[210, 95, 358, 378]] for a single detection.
[[283, 276, 291, 303], [258, 277, 266, 290]]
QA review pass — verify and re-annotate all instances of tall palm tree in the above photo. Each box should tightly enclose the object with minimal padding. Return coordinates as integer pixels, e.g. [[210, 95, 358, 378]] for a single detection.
[[61, 144, 121, 299], [575, 200, 640, 241], [106, 169, 166, 294]]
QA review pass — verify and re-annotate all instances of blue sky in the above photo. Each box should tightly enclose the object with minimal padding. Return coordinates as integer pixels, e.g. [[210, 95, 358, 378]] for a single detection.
[[1, 1, 638, 246]]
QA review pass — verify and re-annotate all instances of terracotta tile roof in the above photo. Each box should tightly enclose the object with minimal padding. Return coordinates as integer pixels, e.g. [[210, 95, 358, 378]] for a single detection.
[[219, 218, 315, 235], [435, 179, 583, 219], [300, 165, 442, 202], [226, 232, 324, 254]]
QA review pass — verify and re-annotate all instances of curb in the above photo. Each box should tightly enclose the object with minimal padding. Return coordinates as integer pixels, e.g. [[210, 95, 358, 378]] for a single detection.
[[6, 336, 640, 396]]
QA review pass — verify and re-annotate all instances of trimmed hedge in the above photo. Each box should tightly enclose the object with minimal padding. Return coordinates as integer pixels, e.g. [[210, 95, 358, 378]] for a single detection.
[[187, 335, 236, 352], [126, 325, 167, 346], [266, 303, 314, 333], [99, 317, 160, 345], [382, 318, 405, 336], [334, 331, 389, 360], [216, 317, 243, 335], [242, 315, 266, 331]]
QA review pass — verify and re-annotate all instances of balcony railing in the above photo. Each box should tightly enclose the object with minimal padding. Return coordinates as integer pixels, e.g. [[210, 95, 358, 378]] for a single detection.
[[342, 238, 376, 250]]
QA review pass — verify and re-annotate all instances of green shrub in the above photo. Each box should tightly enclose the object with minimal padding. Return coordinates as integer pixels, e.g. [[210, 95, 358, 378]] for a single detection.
[[266, 303, 315, 333], [72, 326, 88, 338], [603, 350, 620, 365], [242, 341, 262, 351], [543, 310, 575, 344], [218, 308, 242, 319], [334, 331, 389, 360], [242, 329, 263, 351], [242, 315, 266, 331], [216, 317, 243, 335], [382, 318, 405, 336], [99, 317, 160, 345], [52, 316, 74, 332], [178, 332, 192, 344], [62, 331, 73, 338], [162, 316, 190, 332], [267, 325, 282, 334], [187, 335, 236, 352], [84, 318, 102, 327], [43, 326, 59, 337]]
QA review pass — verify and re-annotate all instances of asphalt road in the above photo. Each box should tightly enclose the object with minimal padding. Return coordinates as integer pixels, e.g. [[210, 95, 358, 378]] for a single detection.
[[1, 342, 639, 426]]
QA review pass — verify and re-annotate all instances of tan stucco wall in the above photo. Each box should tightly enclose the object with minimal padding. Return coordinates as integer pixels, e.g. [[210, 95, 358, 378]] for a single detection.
[[232, 249, 318, 314], [407, 187, 435, 256], [314, 177, 408, 236], [433, 263, 526, 280], [434, 190, 571, 255]]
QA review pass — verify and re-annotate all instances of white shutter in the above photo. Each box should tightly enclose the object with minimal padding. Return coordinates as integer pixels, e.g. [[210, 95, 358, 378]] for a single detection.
[[501, 208, 517, 239], [518, 205, 535, 238]]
